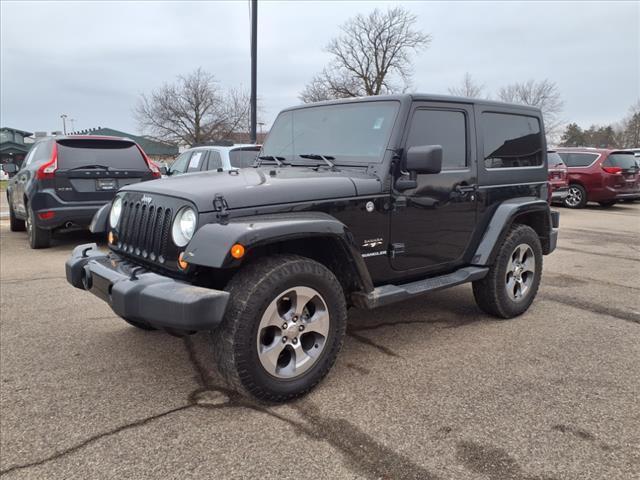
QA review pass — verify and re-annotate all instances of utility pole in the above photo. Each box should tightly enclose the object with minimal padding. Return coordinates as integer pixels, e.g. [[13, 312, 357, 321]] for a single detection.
[[250, 0, 257, 144], [60, 114, 68, 135], [70, 118, 76, 132]]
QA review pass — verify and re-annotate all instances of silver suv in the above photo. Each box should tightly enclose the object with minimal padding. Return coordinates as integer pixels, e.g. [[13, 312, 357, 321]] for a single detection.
[[165, 144, 260, 176]]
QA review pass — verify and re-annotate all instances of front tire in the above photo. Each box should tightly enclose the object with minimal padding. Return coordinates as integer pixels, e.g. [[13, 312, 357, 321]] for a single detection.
[[473, 224, 542, 319], [563, 184, 587, 208], [26, 205, 51, 249], [212, 255, 347, 402]]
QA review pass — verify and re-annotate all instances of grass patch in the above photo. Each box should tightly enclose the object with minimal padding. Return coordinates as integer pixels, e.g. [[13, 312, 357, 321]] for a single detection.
[[0, 180, 7, 192]]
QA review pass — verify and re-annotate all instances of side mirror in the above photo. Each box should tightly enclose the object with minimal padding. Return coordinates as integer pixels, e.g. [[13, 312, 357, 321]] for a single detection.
[[405, 145, 443, 174], [2, 163, 18, 174], [159, 166, 168, 175]]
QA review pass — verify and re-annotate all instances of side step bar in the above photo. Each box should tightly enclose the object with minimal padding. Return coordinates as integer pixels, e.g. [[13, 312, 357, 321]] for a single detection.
[[351, 266, 489, 309]]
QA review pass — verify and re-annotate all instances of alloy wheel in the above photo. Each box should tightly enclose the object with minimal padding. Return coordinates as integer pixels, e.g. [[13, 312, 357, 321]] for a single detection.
[[565, 186, 582, 207], [256, 286, 330, 379], [505, 243, 536, 302]]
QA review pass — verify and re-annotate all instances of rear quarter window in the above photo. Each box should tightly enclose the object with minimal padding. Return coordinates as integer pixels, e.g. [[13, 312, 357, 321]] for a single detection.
[[482, 113, 543, 169], [56, 139, 147, 170], [558, 152, 599, 167], [603, 153, 637, 170]]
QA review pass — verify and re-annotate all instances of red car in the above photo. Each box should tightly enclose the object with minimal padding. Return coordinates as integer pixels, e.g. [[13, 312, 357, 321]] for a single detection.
[[547, 150, 569, 203], [556, 148, 640, 208]]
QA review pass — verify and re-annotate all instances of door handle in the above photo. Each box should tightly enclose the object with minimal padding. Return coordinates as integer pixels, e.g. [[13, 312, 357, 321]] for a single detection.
[[455, 184, 477, 193]]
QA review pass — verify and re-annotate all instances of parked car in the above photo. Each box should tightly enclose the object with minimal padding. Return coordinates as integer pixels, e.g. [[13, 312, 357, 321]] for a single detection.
[[164, 144, 261, 176], [547, 150, 569, 203], [555, 148, 640, 208], [67, 94, 558, 402], [4, 135, 161, 248]]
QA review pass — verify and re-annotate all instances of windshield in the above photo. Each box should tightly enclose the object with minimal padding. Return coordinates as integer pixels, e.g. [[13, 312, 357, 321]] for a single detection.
[[230, 147, 260, 168], [261, 101, 400, 164], [605, 153, 637, 170]]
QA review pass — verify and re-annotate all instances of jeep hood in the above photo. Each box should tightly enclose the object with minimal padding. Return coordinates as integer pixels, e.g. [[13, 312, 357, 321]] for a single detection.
[[120, 167, 381, 212]]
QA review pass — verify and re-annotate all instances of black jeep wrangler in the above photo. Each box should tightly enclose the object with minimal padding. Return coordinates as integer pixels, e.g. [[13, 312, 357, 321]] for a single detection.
[[67, 94, 558, 401]]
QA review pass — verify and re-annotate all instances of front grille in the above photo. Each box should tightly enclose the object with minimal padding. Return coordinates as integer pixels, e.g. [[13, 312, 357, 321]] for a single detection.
[[113, 192, 188, 269]]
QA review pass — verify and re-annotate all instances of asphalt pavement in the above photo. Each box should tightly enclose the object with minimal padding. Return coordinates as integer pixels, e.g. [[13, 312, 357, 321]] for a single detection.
[[1, 203, 639, 479]]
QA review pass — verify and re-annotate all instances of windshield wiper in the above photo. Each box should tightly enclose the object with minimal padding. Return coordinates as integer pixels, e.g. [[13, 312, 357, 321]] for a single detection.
[[256, 155, 286, 167], [299, 154, 336, 169], [67, 164, 112, 171]]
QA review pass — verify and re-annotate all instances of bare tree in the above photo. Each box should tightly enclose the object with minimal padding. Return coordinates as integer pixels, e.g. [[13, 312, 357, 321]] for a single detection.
[[135, 68, 252, 146], [448, 72, 485, 98], [299, 7, 431, 103], [497, 79, 564, 137]]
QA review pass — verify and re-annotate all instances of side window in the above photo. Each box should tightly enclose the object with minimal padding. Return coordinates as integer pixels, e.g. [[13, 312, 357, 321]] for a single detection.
[[559, 153, 598, 167], [406, 109, 467, 169], [171, 152, 191, 174], [23, 144, 40, 166], [482, 113, 543, 169], [207, 151, 223, 170], [187, 151, 205, 172]]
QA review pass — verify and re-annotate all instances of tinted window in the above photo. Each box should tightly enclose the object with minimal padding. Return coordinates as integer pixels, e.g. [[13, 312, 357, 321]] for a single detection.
[[56, 139, 147, 169], [262, 101, 400, 164], [23, 144, 40, 166], [603, 153, 637, 170], [229, 147, 260, 168], [482, 113, 543, 168], [406, 109, 466, 169], [207, 150, 222, 170], [558, 152, 598, 167], [547, 152, 565, 168]]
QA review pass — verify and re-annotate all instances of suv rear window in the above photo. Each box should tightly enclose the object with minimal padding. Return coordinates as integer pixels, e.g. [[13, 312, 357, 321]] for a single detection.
[[603, 153, 638, 170], [482, 113, 543, 169], [229, 147, 260, 168], [56, 139, 147, 170], [558, 152, 599, 167]]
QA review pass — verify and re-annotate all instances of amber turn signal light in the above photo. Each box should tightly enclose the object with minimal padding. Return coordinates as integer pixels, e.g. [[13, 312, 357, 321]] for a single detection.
[[178, 252, 189, 270], [230, 243, 245, 259], [108, 231, 116, 244]]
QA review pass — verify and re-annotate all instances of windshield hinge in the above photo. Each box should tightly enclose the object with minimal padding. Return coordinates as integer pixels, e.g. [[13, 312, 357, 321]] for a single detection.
[[213, 194, 229, 223]]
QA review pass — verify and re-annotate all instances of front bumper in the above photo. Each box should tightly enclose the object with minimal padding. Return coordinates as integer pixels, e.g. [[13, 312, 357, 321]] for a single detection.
[[66, 243, 229, 331]]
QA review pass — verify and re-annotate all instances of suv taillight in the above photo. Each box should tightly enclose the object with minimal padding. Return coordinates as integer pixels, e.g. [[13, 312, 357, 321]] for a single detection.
[[36, 142, 58, 180], [602, 166, 622, 174], [136, 145, 161, 179]]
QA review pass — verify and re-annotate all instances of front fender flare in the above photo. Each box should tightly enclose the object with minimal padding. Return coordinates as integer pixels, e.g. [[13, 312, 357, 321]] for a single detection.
[[184, 212, 373, 291]]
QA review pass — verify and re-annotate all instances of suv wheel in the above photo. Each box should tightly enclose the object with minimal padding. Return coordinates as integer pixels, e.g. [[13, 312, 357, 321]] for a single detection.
[[472, 224, 542, 319], [563, 184, 587, 208], [26, 205, 51, 249], [8, 202, 25, 232], [212, 255, 347, 402]]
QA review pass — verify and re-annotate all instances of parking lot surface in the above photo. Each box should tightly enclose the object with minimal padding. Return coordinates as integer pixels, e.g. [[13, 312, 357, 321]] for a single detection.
[[1, 203, 639, 480]]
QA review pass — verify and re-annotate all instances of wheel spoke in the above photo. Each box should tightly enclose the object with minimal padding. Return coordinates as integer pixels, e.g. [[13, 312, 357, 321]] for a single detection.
[[259, 341, 286, 375], [506, 276, 517, 298], [292, 287, 316, 318], [522, 255, 535, 274], [261, 301, 285, 328], [304, 309, 330, 337], [517, 245, 527, 263]]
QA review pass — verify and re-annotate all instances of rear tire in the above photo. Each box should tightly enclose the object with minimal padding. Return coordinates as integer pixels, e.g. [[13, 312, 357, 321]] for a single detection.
[[26, 205, 51, 249], [473, 224, 542, 319], [598, 201, 617, 208], [563, 184, 587, 209], [212, 254, 347, 402], [9, 203, 25, 232]]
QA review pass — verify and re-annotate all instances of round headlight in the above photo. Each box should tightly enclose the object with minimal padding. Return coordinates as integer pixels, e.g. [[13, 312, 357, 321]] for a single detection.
[[109, 196, 123, 228], [172, 207, 197, 247]]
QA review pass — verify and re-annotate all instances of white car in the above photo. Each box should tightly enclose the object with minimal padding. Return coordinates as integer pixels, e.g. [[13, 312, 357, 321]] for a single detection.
[[165, 144, 261, 176]]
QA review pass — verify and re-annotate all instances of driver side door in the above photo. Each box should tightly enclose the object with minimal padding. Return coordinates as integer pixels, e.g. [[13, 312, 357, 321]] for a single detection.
[[389, 102, 479, 273]]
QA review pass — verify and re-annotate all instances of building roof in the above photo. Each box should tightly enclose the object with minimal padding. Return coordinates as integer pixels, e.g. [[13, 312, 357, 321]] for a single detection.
[[71, 127, 179, 156], [1, 127, 33, 137]]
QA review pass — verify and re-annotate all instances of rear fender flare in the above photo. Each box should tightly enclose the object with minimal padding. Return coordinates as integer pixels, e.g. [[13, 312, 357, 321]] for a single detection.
[[472, 197, 552, 265]]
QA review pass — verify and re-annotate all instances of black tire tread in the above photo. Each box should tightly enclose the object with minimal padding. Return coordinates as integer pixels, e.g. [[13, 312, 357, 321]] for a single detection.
[[472, 224, 542, 319], [9, 203, 25, 232], [27, 205, 51, 249], [212, 254, 346, 402]]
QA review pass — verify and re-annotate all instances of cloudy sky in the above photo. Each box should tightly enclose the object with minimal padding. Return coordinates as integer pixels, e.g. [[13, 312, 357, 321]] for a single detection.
[[1, 1, 638, 135]]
